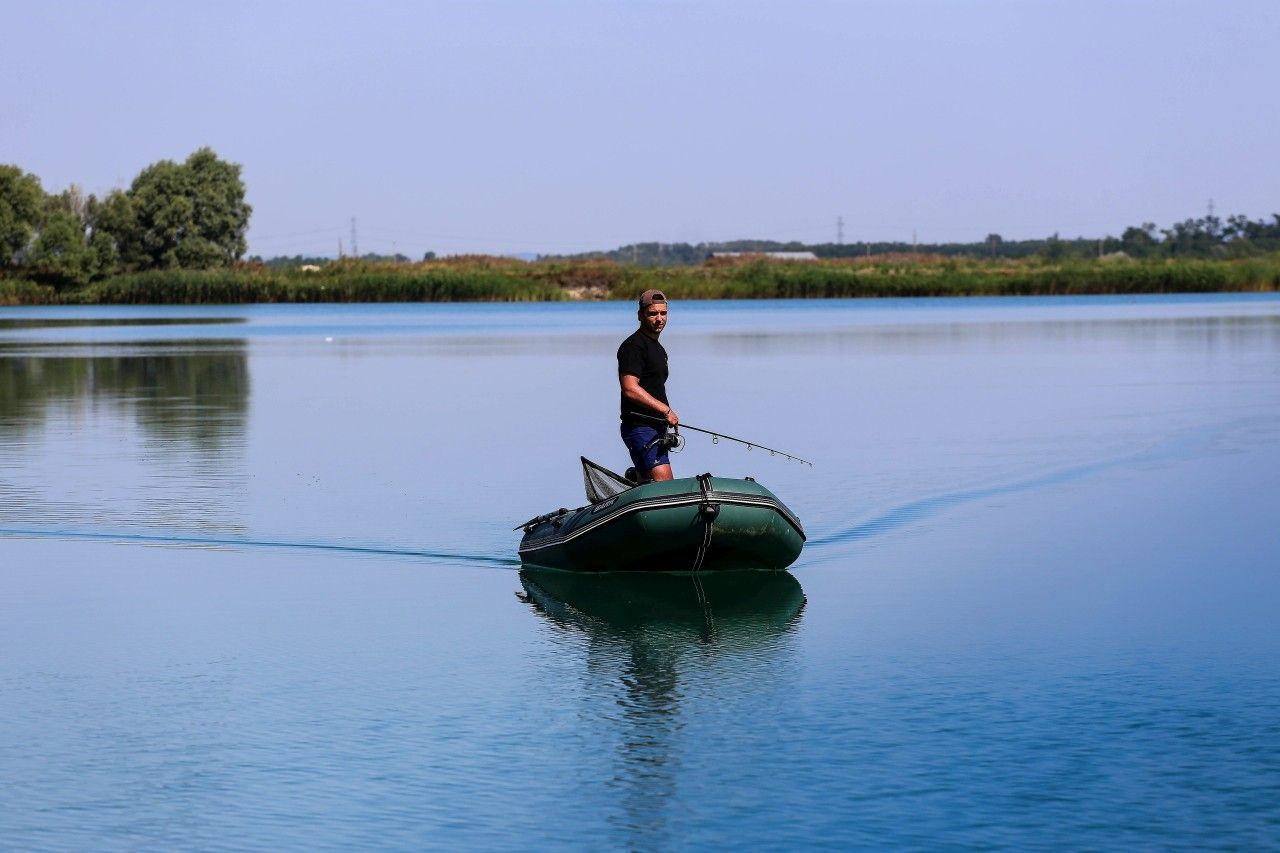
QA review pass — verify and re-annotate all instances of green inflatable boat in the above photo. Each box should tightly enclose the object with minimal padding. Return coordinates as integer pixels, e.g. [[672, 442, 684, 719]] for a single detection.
[[517, 458, 805, 573]]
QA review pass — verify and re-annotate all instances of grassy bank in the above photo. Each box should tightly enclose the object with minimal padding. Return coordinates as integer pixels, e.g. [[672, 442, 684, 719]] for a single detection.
[[4, 254, 1279, 305]]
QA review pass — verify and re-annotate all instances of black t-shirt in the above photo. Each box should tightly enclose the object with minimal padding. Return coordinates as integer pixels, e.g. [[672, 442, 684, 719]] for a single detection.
[[617, 329, 669, 423]]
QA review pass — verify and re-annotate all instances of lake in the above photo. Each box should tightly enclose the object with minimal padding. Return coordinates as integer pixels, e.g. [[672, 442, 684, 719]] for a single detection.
[[2, 295, 1278, 850]]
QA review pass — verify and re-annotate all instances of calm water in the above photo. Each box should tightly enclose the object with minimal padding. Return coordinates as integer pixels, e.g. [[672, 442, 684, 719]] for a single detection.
[[2, 296, 1278, 850]]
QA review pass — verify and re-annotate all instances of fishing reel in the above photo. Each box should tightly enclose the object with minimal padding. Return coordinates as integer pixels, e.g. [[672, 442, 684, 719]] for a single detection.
[[644, 426, 685, 453]]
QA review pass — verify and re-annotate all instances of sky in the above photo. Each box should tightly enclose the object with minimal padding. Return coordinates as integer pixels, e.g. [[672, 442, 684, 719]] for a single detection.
[[4, 0, 1278, 258]]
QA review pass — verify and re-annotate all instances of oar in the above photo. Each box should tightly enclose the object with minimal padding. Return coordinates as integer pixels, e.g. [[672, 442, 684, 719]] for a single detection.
[[625, 411, 813, 467]]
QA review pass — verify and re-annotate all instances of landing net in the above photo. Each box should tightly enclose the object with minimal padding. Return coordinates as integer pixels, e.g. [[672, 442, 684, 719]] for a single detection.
[[582, 456, 634, 504]]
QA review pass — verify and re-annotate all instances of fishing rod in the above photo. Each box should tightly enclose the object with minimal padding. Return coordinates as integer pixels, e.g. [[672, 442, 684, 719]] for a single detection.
[[626, 411, 813, 467]]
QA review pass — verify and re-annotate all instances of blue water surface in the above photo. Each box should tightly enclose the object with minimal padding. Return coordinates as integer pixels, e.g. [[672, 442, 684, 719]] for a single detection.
[[1, 295, 1278, 850]]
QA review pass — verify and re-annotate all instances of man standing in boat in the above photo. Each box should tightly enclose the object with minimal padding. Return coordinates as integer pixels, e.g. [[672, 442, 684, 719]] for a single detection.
[[618, 289, 679, 482]]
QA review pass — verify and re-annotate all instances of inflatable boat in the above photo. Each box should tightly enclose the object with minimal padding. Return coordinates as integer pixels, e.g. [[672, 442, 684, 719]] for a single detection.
[[516, 458, 805, 573]]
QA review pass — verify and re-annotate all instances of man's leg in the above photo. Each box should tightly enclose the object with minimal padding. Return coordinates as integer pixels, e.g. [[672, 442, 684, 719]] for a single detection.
[[646, 428, 674, 481], [622, 422, 674, 483], [622, 423, 656, 482]]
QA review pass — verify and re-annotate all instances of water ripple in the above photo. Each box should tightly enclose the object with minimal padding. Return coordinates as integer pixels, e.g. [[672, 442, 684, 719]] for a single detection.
[[808, 421, 1227, 548], [0, 525, 518, 568]]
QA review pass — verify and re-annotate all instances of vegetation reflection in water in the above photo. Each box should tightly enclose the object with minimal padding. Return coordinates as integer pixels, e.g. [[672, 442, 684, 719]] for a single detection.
[[0, 316, 242, 330], [0, 341, 248, 450], [0, 339, 250, 536]]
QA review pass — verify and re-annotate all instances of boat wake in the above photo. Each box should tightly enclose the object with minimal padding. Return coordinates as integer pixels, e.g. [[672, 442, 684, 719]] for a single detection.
[[0, 420, 1251, 568], [808, 422, 1226, 549], [0, 525, 519, 568]]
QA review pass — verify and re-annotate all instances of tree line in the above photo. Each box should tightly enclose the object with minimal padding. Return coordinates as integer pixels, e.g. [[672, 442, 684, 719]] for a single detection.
[[0, 148, 250, 287], [4, 147, 1277, 282], [251, 252, 421, 269], [542, 214, 1280, 267]]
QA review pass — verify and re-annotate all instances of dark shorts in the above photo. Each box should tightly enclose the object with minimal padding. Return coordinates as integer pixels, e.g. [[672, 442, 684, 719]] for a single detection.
[[620, 422, 671, 474]]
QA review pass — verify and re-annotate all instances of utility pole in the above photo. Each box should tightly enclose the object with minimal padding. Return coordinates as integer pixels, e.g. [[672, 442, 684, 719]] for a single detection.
[[351, 217, 359, 259], [338, 238, 344, 258], [837, 216, 844, 245], [1207, 198, 1215, 218]]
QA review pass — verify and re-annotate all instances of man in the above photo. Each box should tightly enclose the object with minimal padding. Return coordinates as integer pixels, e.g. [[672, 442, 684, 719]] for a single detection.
[[618, 289, 680, 482]]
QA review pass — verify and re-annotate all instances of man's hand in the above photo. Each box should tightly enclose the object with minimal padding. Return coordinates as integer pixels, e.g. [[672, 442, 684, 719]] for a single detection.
[[665, 408, 679, 427]]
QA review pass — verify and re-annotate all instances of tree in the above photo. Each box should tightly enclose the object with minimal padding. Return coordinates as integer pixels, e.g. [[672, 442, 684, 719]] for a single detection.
[[1162, 218, 1221, 257], [27, 186, 119, 285], [1120, 223, 1159, 258], [1042, 232, 1066, 260], [0, 165, 46, 266], [1224, 213, 1280, 254], [29, 208, 91, 282], [98, 147, 251, 270], [985, 233, 1003, 256]]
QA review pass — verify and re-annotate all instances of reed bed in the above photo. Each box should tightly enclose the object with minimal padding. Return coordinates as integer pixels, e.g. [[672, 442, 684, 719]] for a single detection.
[[7, 254, 1279, 305], [629, 255, 1280, 300], [69, 265, 569, 304], [0, 279, 58, 306]]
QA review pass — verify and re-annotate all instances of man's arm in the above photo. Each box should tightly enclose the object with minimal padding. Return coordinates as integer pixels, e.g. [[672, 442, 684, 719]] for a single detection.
[[620, 374, 679, 427]]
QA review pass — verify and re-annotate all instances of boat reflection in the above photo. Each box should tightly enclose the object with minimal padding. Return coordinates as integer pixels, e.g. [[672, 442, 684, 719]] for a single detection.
[[519, 568, 805, 848], [519, 568, 806, 647]]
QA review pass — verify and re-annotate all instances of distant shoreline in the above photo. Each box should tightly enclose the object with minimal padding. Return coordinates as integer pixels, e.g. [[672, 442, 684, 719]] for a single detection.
[[3, 254, 1278, 306]]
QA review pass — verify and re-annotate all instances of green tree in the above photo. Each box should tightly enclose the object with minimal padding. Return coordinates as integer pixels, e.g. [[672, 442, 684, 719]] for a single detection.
[[0, 165, 46, 266], [1162, 218, 1222, 257], [26, 185, 112, 285], [1223, 213, 1280, 254], [99, 147, 252, 270], [1120, 223, 1159, 258], [30, 209, 91, 282]]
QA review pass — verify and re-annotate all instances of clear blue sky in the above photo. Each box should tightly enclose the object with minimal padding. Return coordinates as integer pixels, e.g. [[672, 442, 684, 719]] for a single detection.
[[4, 1, 1277, 258]]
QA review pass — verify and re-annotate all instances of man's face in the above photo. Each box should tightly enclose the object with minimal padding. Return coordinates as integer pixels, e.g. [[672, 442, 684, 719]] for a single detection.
[[641, 302, 668, 335]]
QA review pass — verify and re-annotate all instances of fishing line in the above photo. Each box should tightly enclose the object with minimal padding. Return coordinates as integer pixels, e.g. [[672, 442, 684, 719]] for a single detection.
[[626, 411, 813, 466]]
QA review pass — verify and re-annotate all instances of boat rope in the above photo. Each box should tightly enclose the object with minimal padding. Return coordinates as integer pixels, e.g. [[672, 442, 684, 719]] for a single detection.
[[691, 530, 710, 607], [625, 411, 813, 467], [691, 473, 715, 573], [691, 514, 713, 574], [690, 473, 717, 635]]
